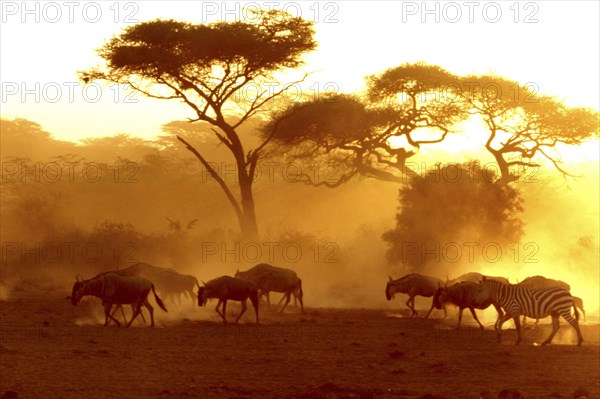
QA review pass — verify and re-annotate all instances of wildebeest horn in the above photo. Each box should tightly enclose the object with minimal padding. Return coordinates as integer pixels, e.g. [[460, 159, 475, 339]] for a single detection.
[[201, 280, 207, 285], [76, 274, 81, 282], [388, 275, 393, 282]]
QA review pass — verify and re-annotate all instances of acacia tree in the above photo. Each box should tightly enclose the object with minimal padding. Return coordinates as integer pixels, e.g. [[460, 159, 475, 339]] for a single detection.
[[80, 10, 317, 240], [459, 75, 599, 185], [263, 63, 469, 186]]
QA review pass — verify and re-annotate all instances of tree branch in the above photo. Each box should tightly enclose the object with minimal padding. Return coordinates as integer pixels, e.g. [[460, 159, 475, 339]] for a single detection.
[[176, 135, 243, 221]]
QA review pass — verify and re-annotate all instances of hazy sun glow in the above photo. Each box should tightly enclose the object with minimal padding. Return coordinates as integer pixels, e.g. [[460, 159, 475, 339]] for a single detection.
[[1, 1, 598, 143]]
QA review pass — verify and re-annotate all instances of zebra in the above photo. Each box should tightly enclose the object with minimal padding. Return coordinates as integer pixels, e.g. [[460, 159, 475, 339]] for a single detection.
[[475, 277, 583, 346], [71, 272, 168, 327], [572, 296, 586, 322], [517, 275, 578, 325]]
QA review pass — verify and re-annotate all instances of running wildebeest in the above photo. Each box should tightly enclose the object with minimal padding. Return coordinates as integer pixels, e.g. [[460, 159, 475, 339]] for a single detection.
[[197, 276, 259, 324], [71, 272, 168, 327], [385, 274, 446, 318], [433, 281, 504, 330], [118, 262, 198, 306], [235, 263, 304, 313], [474, 276, 583, 346], [517, 275, 585, 324]]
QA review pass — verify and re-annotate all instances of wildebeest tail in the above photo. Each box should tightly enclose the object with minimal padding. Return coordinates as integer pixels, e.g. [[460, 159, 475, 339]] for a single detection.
[[152, 284, 168, 312]]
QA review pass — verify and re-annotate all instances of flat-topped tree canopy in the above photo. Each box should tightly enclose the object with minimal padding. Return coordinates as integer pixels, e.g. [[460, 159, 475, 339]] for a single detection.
[[91, 10, 316, 73], [81, 10, 317, 123], [461, 74, 600, 183], [265, 94, 392, 145], [367, 62, 463, 101], [262, 63, 470, 186], [79, 10, 317, 241]]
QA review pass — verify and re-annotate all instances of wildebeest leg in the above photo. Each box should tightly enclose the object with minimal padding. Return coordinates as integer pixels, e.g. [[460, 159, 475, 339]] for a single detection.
[[144, 299, 155, 327], [469, 307, 484, 330], [103, 303, 111, 326], [406, 296, 417, 318], [119, 306, 128, 325], [137, 306, 147, 325], [103, 302, 121, 327], [541, 313, 561, 346], [456, 308, 464, 329], [279, 291, 292, 313], [215, 299, 225, 322], [234, 299, 247, 324], [188, 290, 196, 307], [108, 305, 127, 325], [126, 302, 144, 328], [221, 300, 228, 324], [277, 293, 286, 306], [250, 293, 260, 324], [424, 297, 436, 319], [297, 290, 305, 314]]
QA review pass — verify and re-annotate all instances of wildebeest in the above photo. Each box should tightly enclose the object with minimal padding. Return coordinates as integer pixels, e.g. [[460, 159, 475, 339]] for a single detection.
[[433, 281, 504, 330], [235, 263, 304, 313], [118, 262, 198, 306], [71, 272, 167, 327], [447, 272, 510, 286], [474, 277, 583, 346], [518, 275, 570, 291], [517, 275, 584, 324], [197, 276, 259, 324], [385, 274, 446, 318]]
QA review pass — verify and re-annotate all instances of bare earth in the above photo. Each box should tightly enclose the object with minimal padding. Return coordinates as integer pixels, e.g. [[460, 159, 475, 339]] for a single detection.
[[1, 286, 599, 399]]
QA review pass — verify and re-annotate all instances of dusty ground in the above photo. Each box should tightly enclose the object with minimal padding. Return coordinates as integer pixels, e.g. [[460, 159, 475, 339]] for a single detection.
[[1, 284, 599, 399]]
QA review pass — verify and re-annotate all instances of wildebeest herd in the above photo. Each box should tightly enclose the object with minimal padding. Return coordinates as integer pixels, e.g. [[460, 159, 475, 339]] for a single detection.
[[69, 262, 304, 326], [386, 272, 585, 346], [70, 264, 586, 346]]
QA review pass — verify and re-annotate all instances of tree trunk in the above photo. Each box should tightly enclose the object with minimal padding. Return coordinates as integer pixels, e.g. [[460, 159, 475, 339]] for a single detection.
[[491, 151, 513, 186], [238, 172, 259, 242], [223, 123, 260, 242], [177, 133, 259, 242]]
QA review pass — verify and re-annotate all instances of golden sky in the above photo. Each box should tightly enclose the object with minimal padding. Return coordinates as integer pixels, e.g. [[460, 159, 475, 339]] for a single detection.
[[1, 1, 599, 146]]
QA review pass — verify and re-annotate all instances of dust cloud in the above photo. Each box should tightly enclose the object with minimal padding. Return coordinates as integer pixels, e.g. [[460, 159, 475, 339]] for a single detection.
[[1, 117, 598, 324]]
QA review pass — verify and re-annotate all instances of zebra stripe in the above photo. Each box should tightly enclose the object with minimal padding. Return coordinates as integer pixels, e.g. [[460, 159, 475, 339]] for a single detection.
[[477, 279, 583, 346]]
